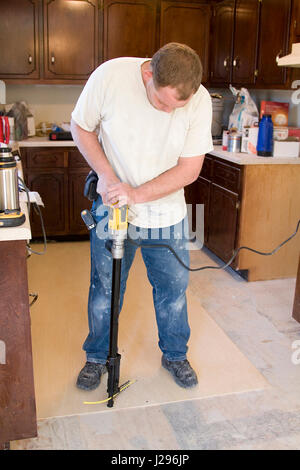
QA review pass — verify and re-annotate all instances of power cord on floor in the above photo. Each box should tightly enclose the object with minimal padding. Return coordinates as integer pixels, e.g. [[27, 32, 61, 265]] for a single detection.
[[127, 219, 300, 272], [29, 292, 38, 307]]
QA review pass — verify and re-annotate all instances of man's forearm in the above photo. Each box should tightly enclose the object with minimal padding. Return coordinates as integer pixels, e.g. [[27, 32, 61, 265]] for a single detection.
[[134, 156, 204, 204], [70, 119, 115, 178], [134, 167, 190, 203], [107, 155, 204, 207]]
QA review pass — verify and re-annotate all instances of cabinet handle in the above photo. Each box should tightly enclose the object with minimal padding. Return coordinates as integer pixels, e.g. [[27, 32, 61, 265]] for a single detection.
[[233, 57, 239, 67], [276, 50, 283, 63], [28, 55, 33, 64], [224, 56, 230, 69], [51, 55, 55, 64]]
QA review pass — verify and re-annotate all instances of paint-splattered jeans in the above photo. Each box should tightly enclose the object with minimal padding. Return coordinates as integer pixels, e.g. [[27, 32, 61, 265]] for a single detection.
[[83, 196, 191, 364]]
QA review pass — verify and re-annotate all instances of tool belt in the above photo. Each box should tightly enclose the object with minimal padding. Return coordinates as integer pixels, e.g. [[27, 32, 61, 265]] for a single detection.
[[84, 170, 98, 201]]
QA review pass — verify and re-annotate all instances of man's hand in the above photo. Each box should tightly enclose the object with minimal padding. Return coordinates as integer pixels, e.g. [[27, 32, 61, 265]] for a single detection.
[[106, 182, 137, 207], [96, 173, 121, 205]]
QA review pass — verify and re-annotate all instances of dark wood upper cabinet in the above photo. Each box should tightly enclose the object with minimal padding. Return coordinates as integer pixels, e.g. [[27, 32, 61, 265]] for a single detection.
[[160, 1, 211, 83], [0, 0, 40, 79], [43, 0, 99, 80], [232, 0, 259, 84], [210, 0, 235, 84], [0, 0, 295, 88], [211, 0, 259, 86], [256, 0, 291, 87], [103, 0, 157, 60]]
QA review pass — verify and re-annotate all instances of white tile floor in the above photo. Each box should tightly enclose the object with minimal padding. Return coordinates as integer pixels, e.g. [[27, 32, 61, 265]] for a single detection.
[[11, 244, 300, 450]]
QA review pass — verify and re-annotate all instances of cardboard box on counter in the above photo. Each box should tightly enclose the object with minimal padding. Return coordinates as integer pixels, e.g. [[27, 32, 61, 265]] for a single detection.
[[241, 126, 259, 154], [273, 139, 300, 158], [260, 100, 289, 127], [288, 127, 300, 139]]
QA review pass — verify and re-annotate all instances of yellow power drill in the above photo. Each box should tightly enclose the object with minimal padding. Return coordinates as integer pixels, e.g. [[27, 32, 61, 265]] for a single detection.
[[108, 204, 128, 258]]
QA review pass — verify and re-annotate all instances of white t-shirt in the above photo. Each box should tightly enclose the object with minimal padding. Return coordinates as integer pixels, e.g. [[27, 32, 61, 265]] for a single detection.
[[71, 57, 213, 228]]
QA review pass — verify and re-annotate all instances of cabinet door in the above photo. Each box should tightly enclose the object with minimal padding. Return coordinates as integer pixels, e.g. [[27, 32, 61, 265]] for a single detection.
[[207, 183, 239, 263], [160, 1, 211, 83], [0, 0, 39, 79], [185, 176, 210, 243], [195, 177, 210, 243], [27, 169, 68, 236], [69, 169, 92, 234], [210, 0, 235, 84], [43, 0, 99, 80], [232, 0, 259, 85], [103, 0, 157, 60], [294, 0, 300, 41], [256, 0, 291, 87]]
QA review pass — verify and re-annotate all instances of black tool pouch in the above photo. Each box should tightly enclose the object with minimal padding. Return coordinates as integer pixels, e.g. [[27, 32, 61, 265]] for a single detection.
[[84, 170, 99, 201]]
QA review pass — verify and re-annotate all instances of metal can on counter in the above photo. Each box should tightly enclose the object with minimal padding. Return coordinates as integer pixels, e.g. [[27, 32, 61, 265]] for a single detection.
[[227, 133, 241, 153]]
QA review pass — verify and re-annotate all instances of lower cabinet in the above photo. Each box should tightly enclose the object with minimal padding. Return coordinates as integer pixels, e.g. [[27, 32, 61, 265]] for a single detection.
[[69, 170, 92, 234], [185, 153, 242, 266], [185, 153, 300, 281], [26, 169, 68, 236], [21, 146, 91, 237]]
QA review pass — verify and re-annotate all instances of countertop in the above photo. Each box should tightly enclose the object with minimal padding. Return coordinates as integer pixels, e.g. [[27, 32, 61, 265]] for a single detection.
[[0, 161, 31, 242], [18, 136, 76, 147], [210, 146, 300, 165], [16, 138, 300, 164]]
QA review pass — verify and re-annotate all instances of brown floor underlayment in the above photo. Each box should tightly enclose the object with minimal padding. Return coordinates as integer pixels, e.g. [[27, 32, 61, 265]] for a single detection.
[[27, 241, 269, 420]]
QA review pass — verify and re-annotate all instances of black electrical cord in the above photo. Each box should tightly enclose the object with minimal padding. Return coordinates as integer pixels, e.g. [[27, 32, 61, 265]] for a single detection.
[[29, 292, 38, 307], [127, 219, 300, 272], [18, 176, 47, 256]]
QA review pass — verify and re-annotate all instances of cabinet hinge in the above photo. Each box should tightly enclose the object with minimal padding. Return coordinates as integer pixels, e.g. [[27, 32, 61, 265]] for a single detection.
[[236, 200, 241, 210], [254, 69, 258, 78]]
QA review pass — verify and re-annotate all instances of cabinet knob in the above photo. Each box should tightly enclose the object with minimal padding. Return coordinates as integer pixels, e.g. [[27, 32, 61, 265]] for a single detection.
[[28, 55, 33, 64], [51, 55, 55, 64]]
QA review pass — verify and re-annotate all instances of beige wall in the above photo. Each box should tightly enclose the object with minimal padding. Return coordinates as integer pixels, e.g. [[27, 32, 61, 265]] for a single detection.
[[6, 84, 84, 127], [6, 83, 300, 129]]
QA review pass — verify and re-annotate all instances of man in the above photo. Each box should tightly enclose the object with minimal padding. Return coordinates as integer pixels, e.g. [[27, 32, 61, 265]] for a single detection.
[[71, 42, 213, 391]]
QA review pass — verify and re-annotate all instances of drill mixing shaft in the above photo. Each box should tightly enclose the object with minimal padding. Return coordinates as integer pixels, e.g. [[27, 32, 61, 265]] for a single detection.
[[106, 203, 128, 407]]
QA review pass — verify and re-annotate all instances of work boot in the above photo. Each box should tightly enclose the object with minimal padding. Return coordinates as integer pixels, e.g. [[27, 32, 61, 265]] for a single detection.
[[76, 361, 107, 391], [162, 355, 198, 388]]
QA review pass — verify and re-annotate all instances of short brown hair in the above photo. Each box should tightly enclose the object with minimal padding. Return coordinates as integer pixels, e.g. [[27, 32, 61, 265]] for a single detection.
[[150, 43, 203, 100]]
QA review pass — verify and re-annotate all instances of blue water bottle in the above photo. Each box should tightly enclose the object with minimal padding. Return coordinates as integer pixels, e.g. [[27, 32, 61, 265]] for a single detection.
[[256, 114, 273, 157]]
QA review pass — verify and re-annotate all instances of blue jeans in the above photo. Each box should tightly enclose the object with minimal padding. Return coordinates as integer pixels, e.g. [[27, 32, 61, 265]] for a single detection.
[[83, 196, 191, 364]]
